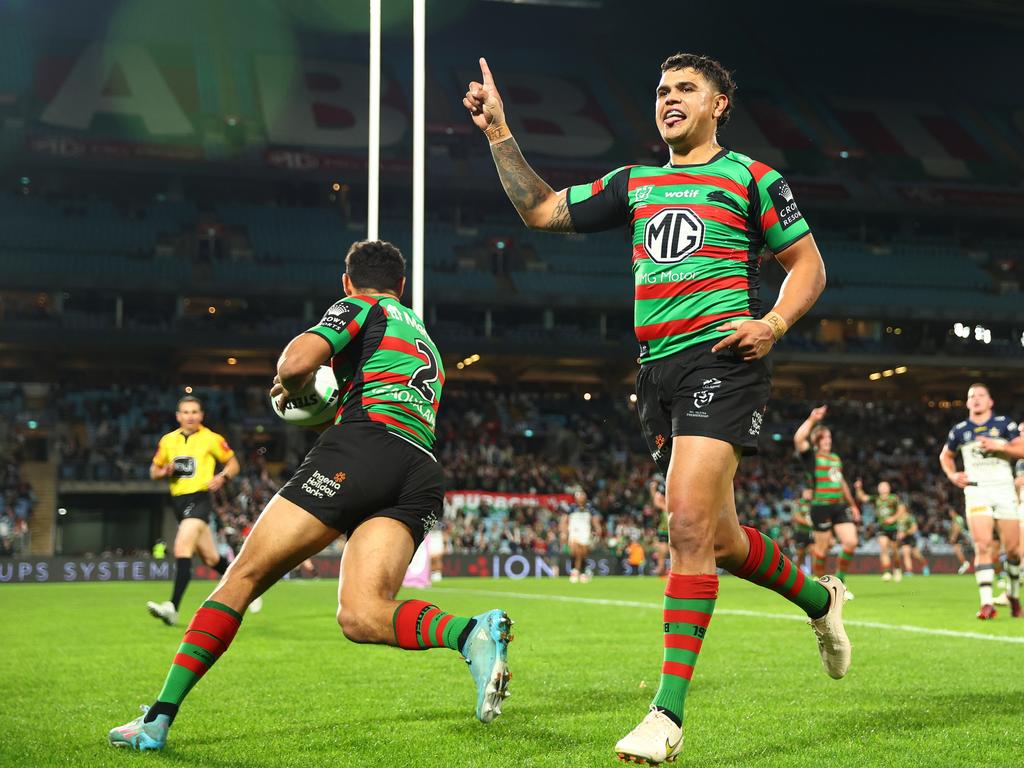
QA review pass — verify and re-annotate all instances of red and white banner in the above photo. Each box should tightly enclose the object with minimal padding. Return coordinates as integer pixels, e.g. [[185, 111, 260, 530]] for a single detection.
[[445, 491, 574, 512]]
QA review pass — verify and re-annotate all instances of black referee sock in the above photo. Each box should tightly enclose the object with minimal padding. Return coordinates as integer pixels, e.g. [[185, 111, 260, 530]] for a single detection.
[[212, 555, 229, 575], [170, 557, 191, 610]]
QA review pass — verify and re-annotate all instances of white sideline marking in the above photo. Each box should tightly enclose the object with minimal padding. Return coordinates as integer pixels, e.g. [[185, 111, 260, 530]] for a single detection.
[[432, 586, 1024, 646]]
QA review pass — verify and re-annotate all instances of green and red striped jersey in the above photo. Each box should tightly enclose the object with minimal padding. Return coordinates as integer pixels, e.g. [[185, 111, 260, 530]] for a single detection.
[[307, 294, 444, 453], [566, 149, 811, 362], [801, 450, 846, 506]]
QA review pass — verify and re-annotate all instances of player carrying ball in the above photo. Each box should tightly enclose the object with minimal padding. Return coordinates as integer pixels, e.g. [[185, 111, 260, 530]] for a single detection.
[[109, 242, 513, 751], [466, 51, 850, 764]]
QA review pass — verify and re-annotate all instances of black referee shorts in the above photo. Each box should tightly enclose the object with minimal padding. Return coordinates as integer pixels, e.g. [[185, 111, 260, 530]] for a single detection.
[[278, 421, 443, 549], [636, 344, 771, 472], [171, 491, 213, 524]]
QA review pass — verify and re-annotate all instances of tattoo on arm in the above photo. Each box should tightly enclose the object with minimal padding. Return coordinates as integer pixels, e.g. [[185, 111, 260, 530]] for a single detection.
[[546, 192, 573, 232], [490, 138, 573, 232]]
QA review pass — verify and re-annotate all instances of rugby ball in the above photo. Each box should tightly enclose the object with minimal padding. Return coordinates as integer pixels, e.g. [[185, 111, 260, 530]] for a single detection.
[[271, 366, 341, 427]]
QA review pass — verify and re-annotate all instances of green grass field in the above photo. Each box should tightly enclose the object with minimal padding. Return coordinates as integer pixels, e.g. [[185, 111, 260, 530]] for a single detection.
[[2, 574, 1023, 768]]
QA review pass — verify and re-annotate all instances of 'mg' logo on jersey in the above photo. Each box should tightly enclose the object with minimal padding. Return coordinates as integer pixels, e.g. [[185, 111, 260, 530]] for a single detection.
[[644, 208, 705, 264]]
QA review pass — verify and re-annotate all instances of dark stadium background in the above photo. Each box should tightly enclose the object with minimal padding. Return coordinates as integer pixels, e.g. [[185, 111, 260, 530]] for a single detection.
[[1, 0, 1023, 578]]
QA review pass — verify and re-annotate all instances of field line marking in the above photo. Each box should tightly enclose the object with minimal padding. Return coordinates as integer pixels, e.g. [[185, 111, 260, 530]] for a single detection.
[[431, 586, 1024, 646]]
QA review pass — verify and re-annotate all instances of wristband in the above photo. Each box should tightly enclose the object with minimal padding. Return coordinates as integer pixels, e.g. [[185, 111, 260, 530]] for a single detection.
[[485, 123, 512, 145], [757, 311, 788, 342]]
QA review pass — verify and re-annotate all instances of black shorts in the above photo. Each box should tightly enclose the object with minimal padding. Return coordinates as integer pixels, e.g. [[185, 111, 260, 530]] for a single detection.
[[171, 491, 213, 524], [878, 526, 899, 539], [636, 344, 771, 472], [794, 528, 813, 547], [657, 531, 669, 544], [811, 504, 852, 532], [278, 422, 443, 550], [898, 536, 919, 550]]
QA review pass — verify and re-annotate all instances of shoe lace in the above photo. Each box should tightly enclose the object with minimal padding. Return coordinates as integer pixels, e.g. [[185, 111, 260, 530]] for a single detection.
[[632, 709, 673, 739]]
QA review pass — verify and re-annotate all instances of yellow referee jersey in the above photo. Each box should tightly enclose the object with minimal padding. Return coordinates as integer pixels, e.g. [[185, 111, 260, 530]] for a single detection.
[[152, 426, 235, 496]]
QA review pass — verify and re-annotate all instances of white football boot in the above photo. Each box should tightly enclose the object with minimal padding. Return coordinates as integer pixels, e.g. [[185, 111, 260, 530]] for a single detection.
[[615, 708, 683, 764], [808, 575, 851, 679], [146, 600, 178, 626]]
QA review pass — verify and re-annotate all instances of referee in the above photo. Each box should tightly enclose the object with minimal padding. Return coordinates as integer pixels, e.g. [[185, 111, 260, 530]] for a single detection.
[[146, 395, 240, 626]]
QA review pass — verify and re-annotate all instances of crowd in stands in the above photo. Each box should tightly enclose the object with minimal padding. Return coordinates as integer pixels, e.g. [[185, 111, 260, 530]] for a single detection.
[[434, 392, 1004, 561], [6, 381, 1021, 560], [1, 384, 36, 555]]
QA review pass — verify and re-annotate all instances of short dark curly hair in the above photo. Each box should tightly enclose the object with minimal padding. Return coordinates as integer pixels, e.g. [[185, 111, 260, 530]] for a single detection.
[[660, 53, 737, 127], [345, 240, 406, 293]]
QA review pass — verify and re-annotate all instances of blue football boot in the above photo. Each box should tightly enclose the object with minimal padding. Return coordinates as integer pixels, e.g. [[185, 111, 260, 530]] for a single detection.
[[461, 609, 513, 723], [108, 705, 170, 751]]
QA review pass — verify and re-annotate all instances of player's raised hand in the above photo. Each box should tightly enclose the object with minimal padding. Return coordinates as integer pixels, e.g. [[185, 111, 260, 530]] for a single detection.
[[463, 57, 506, 132], [810, 405, 828, 422], [711, 319, 774, 361], [853, 478, 863, 490]]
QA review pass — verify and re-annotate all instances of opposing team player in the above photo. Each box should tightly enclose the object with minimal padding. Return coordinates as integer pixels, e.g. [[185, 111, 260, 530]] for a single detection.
[[794, 407, 860, 589], [109, 241, 513, 751], [939, 382, 1023, 619], [146, 396, 242, 626], [561, 488, 601, 583], [466, 52, 850, 764], [947, 507, 972, 575], [854, 478, 901, 581]]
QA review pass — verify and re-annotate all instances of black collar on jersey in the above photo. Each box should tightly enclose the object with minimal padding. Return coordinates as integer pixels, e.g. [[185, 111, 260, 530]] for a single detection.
[[664, 147, 728, 169]]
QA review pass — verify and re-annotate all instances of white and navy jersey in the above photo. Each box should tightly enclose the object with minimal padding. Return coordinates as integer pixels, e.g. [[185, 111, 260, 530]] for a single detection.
[[567, 505, 595, 543], [945, 416, 1019, 487]]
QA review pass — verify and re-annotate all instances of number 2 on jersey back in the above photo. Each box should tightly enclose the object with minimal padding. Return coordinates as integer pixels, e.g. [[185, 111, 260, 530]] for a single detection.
[[408, 339, 439, 402]]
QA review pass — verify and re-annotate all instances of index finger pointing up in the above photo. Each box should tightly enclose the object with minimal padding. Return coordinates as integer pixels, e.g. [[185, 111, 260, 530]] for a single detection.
[[479, 57, 494, 85]]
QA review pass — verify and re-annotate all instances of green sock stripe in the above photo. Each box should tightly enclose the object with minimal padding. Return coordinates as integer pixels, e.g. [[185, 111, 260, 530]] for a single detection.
[[202, 600, 243, 622], [752, 533, 778, 580], [780, 564, 800, 593], [416, 607, 438, 647], [798, 579, 830, 615], [157, 665, 201, 706], [424, 611, 447, 647], [177, 641, 218, 666], [664, 596, 716, 612], [443, 616, 471, 651], [664, 647, 700, 666]]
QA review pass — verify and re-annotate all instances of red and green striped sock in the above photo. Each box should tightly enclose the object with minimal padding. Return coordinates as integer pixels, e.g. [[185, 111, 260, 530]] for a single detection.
[[732, 527, 830, 619], [812, 553, 827, 578], [145, 600, 242, 723], [836, 547, 855, 583], [393, 599, 473, 652], [650, 573, 717, 724]]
